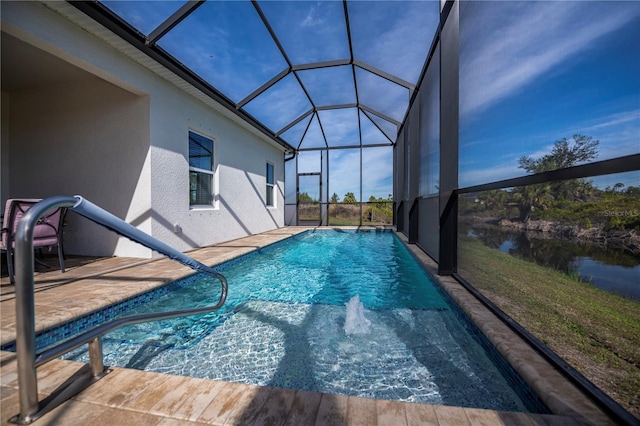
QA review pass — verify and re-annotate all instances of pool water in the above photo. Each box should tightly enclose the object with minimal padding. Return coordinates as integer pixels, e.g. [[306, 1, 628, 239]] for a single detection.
[[64, 230, 547, 412]]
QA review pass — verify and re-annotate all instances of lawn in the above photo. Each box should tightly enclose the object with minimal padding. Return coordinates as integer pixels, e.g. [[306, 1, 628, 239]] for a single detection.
[[457, 237, 640, 418]]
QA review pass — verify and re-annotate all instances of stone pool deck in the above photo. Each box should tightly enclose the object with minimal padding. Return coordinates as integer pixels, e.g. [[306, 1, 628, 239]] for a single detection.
[[0, 227, 616, 425]]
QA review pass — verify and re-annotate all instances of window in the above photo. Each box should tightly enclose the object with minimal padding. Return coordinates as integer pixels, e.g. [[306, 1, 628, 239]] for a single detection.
[[189, 131, 214, 206], [266, 162, 275, 207]]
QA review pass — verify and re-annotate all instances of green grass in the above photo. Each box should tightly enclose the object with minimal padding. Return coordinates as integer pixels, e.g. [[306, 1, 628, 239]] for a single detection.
[[532, 196, 640, 230], [457, 237, 640, 417], [327, 203, 392, 226]]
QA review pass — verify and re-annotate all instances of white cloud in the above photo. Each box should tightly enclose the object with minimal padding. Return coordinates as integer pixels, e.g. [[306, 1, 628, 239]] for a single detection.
[[261, 1, 349, 64], [243, 74, 312, 131], [591, 133, 640, 162], [329, 149, 361, 199], [319, 109, 360, 147], [301, 4, 324, 28], [561, 108, 640, 161], [326, 147, 393, 200], [583, 109, 640, 132], [362, 147, 394, 198], [298, 151, 323, 174], [159, 3, 287, 102], [460, 2, 638, 118], [297, 66, 356, 107], [460, 110, 640, 188], [591, 171, 640, 190], [459, 163, 523, 188], [350, 1, 439, 84], [356, 68, 409, 122]]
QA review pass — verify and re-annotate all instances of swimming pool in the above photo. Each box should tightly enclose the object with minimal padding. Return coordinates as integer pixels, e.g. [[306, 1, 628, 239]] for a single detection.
[[41, 230, 546, 412]]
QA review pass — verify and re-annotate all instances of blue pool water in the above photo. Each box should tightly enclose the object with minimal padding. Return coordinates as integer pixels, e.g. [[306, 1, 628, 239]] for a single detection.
[[53, 230, 545, 411]]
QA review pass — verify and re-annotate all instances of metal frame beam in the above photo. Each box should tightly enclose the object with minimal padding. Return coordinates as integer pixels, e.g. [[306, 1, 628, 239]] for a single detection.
[[237, 67, 290, 109], [69, 1, 295, 153], [276, 109, 314, 137], [458, 154, 640, 195], [360, 110, 396, 144], [146, 1, 203, 45], [292, 59, 351, 71], [438, 0, 459, 275], [353, 59, 415, 92], [359, 105, 402, 127], [298, 142, 392, 152]]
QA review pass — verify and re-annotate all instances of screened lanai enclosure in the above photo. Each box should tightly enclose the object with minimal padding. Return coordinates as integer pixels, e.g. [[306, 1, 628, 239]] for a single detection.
[[74, 0, 439, 228], [5, 0, 640, 423], [73, 0, 640, 233]]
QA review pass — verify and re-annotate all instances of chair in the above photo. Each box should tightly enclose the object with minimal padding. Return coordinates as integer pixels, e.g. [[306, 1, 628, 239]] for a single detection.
[[0, 199, 67, 284]]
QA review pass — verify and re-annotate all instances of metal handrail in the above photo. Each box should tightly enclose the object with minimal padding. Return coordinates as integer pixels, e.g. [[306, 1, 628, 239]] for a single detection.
[[10, 195, 228, 424]]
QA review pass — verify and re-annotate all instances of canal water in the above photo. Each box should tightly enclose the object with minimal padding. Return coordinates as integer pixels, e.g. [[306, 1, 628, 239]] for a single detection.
[[466, 225, 640, 301]]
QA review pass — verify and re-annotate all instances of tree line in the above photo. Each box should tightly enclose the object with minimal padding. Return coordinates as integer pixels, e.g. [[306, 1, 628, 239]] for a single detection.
[[299, 192, 393, 204], [460, 134, 640, 231]]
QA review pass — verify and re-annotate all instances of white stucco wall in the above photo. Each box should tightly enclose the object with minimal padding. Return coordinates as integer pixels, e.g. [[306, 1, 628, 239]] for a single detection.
[[4, 78, 152, 257], [1, 93, 10, 209], [149, 107, 285, 251], [1, 1, 286, 257]]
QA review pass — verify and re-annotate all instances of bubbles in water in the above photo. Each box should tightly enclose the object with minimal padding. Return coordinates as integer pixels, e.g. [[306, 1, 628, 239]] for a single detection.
[[344, 295, 371, 335]]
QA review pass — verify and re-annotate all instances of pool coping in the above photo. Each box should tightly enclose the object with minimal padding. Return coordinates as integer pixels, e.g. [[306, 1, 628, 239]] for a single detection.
[[395, 231, 615, 425], [0, 226, 617, 425]]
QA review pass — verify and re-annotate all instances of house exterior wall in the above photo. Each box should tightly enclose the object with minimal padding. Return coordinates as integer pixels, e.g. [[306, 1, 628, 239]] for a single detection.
[[4, 79, 152, 257], [148, 95, 286, 252], [1, 1, 286, 258], [1, 93, 10, 207]]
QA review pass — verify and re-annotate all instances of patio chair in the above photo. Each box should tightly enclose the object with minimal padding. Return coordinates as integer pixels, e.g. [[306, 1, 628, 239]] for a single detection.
[[0, 199, 67, 284]]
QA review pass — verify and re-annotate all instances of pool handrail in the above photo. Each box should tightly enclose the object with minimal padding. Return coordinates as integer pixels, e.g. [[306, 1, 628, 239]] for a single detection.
[[10, 195, 228, 425]]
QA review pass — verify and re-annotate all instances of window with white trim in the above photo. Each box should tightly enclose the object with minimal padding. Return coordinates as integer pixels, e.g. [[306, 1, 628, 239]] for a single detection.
[[189, 131, 214, 206], [266, 162, 275, 207]]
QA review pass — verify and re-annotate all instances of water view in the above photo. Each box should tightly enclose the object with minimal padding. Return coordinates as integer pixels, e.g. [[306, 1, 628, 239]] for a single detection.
[[466, 224, 640, 300]]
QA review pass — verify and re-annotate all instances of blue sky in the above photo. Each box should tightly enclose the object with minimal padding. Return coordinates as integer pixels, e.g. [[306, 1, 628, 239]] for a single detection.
[[101, 0, 436, 201], [459, 1, 640, 190], [102, 0, 639, 197]]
